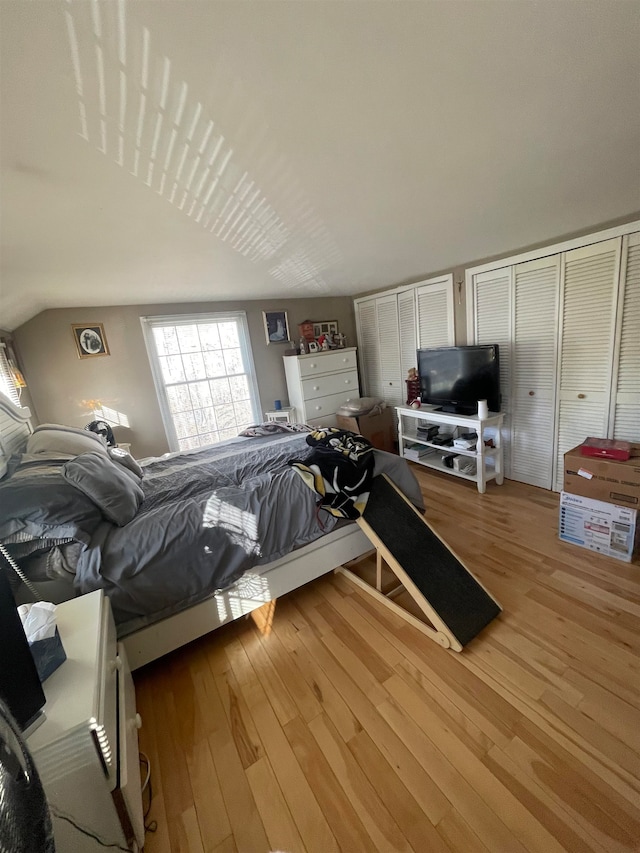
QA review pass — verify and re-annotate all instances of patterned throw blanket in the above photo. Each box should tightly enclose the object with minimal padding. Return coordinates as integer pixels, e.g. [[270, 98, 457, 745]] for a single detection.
[[239, 422, 312, 437], [289, 428, 375, 519]]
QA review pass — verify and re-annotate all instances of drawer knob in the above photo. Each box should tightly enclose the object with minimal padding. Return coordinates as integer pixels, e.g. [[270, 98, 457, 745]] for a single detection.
[[577, 393, 586, 399], [315, 406, 322, 411], [345, 379, 351, 384], [313, 385, 319, 391], [115, 655, 123, 672], [310, 362, 316, 368], [135, 713, 142, 730], [529, 391, 535, 396]]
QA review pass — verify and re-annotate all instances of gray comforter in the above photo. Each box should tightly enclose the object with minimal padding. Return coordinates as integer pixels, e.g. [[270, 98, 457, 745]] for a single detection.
[[75, 433, 423, 627], [2, 431, 423, 630]]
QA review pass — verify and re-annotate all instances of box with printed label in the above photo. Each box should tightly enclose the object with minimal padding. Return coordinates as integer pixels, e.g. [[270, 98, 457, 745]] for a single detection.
[[563, 444, 640, 507], [559, 492, 638, 562]]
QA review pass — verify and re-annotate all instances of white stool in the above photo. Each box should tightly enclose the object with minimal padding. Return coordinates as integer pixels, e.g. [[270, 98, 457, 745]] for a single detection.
[[265, 406, 296, 424]]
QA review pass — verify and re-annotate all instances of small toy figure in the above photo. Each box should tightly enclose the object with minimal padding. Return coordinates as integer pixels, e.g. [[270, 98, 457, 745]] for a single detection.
[[406, 367, 421, 406]]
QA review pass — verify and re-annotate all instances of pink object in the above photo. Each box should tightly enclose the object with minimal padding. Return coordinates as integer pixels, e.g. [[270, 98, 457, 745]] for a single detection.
[[580, 437, 631, 461]]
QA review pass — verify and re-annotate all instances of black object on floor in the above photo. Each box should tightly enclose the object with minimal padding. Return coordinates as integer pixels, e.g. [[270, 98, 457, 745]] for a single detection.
[[362, 475, 501, 647]]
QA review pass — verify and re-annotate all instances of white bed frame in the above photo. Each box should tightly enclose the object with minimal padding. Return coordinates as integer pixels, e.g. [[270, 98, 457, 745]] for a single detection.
[[0, 392, 371, 669]]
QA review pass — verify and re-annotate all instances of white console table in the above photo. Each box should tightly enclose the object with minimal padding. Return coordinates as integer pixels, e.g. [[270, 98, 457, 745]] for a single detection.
[[396, 404, 504, 494]]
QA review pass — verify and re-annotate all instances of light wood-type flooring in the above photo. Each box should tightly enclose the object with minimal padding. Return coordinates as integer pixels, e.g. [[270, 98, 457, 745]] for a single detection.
[[134, 467, 640, 852]]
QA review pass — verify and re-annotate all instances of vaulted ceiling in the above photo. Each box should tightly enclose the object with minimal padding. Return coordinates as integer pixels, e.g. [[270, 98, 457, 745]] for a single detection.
[[1, 0, 639, 330]]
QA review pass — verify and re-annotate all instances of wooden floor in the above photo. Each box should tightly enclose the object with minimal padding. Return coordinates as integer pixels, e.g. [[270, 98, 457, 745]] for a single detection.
[[134, 467, 640, 853]]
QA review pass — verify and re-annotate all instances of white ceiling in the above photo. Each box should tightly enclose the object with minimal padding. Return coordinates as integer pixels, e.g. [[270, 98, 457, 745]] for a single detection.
[[1, 0, 639, 331]]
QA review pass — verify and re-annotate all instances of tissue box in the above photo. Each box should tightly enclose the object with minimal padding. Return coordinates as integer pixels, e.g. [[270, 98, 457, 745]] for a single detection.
[[30, 627, 66, 682]]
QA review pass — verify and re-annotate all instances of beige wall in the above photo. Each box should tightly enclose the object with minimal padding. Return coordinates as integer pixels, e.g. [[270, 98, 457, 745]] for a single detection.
[[14, 297, 356, 458], [355, 211, 640, 345]]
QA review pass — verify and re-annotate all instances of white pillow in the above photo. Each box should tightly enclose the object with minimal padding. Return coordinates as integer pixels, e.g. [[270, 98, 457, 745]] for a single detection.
[[26, 424, 108, 457]]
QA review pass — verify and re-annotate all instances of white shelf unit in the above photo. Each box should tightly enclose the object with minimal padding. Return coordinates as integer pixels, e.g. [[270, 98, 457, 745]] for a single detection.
[[396, 404, 504, 494]]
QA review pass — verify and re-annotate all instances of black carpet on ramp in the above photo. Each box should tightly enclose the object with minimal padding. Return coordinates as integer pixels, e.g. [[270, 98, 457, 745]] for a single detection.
[[362, 476, 501, 647]]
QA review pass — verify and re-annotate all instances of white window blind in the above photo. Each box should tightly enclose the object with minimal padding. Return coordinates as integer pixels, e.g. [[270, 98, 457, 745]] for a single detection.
[[0, 344, 20, 406], [141, 312, 261, 452]]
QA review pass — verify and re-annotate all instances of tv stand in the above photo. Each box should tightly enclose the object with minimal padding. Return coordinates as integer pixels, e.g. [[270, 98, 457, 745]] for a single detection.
[[396, 404, 504, 494]]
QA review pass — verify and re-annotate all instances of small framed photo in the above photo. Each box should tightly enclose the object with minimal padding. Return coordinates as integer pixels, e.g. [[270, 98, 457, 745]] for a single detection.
[[263, 310, 290, 344], [308, 341, 319, 353], [313, 320, 338, 338], [72, 323, 110, 358]]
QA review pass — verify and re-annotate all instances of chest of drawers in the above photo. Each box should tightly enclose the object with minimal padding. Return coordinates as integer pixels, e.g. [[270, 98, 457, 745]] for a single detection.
[[283, 347, 360, 427]]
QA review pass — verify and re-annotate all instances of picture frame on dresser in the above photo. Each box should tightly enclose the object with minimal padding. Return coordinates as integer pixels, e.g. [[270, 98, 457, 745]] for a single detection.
[[312, 320, 338, 338]]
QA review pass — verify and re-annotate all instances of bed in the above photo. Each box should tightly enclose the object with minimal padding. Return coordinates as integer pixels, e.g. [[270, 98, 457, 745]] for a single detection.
[[0, 392, 424, 669]]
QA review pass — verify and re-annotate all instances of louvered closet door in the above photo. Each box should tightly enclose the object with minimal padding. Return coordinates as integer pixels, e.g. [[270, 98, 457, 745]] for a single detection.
[[356, 299, 382, 398], [510, 256, 559, 489], [611, 232, 640, 441], [398, 289, 417, 380], [553, 238, 621, 490], [416, 280, 455, 348], [377, 294, 403, 407], [472, 267, 512, 476]]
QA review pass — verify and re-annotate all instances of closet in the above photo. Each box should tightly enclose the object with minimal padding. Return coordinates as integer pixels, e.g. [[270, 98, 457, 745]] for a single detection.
[[354, 275, 455, 411], [467, 225, 640, 491]]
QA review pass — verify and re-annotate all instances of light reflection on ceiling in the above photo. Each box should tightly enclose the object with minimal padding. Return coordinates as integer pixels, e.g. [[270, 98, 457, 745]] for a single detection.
[[63, 0, 340, 290]]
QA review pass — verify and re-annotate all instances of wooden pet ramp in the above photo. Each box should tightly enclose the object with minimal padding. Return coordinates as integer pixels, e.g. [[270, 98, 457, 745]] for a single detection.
[[339, 475, 501, 651]]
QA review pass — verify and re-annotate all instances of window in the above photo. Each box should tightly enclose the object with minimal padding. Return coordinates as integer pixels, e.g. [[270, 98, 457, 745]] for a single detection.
[[142, 313, 261, 451], [0, 343, 20, 407]]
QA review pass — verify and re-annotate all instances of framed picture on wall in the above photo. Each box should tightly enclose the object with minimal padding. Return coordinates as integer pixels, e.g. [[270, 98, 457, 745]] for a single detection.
[[72, 323, 110, 358], [262, 311, 290, 344], [312, 321, 338, 338]]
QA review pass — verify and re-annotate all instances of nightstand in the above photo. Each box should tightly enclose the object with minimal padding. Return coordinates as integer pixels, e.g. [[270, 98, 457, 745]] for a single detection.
[[265, 406, 297, 424], [28, 591, 145, 851]]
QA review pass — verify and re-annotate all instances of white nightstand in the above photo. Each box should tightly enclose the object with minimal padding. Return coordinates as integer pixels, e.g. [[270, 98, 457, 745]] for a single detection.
[[28, 591, 144, 851], [265, 406, 297, 424]]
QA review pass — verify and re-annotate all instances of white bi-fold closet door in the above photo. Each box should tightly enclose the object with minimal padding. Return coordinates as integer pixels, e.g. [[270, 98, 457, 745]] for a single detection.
[[354, 276, 454, 411], [553, 238, 621, 490], [471, 258, 560, 489], [469, 228, 640, 491], [610, 231, 640, 443]]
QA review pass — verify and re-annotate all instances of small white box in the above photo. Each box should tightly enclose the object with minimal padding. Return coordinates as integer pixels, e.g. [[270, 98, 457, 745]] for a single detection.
[[559, 492, 639, 562]]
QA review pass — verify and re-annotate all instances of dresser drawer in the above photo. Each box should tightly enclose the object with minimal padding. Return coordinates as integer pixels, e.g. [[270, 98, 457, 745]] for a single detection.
[[116, 643, 145, 849], [302, 370, 359, 400], [304, 390, 360, 420], [298, 349, 357, 378]]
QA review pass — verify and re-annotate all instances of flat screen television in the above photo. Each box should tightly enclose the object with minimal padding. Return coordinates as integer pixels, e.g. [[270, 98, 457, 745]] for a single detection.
[[417, 345, 501, 415]]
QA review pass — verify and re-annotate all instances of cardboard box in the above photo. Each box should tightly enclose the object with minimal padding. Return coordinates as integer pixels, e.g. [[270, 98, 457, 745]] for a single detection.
[[563, 443, 640, 507], [336, 406, 395, 453], [559, 492, 638, 562]]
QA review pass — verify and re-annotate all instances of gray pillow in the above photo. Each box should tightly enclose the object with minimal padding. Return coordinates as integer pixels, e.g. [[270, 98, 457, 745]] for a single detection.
[[27, 424, 108, 457], [0, 458, 103, 543], [63, 452, 144, 526]]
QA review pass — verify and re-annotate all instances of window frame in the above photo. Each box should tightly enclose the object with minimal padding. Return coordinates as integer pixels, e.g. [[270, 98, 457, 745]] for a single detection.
[[0, 343, 20, 407], [141, 311, 262, 452]]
